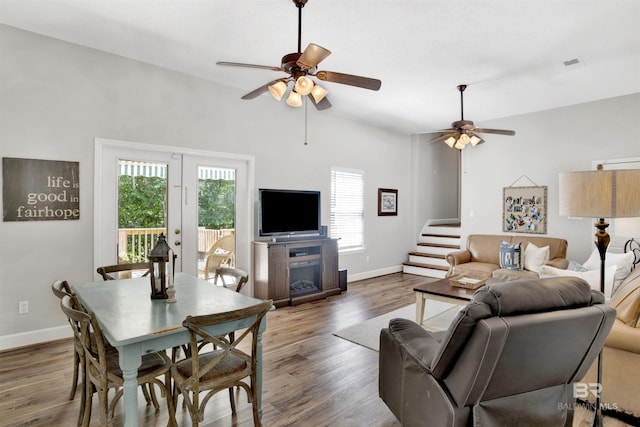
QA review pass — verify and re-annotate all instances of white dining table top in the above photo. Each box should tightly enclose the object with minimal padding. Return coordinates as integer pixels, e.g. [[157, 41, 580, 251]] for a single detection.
[[72, 272, 264, 347]]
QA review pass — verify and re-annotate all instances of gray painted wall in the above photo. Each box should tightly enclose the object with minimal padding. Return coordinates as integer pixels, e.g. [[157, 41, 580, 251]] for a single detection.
[[1, 25, 438, 347], [460, 93, 640, 262], [1, 23, 638, 349]]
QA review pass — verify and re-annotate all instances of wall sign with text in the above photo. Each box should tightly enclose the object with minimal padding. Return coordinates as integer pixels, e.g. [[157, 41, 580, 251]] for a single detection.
[[2, 157, 80, 221]]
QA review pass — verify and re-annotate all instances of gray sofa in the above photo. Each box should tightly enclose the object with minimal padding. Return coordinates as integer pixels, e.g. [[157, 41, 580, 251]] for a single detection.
[[379, 277, 614, 427]]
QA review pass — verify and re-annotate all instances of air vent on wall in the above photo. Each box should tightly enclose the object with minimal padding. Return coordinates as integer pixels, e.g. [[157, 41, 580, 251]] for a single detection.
[[563, 57, 586, 68]]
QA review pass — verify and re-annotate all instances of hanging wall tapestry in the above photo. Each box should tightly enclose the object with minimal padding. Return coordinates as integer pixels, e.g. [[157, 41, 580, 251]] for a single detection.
[[2, 157, 80, 221], [502, 185, 547, 234]]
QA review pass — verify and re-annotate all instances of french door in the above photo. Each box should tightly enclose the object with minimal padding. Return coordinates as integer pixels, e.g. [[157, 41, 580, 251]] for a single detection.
[[94, 139, 252, 283]]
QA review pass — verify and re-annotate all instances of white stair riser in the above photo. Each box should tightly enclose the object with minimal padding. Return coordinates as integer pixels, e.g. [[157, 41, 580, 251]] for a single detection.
[[409, 255, 449, 267], [421, 225, 460, 235], [415, 246, 454, 256], [419, 236, 461, 246], [405, 224, 460, 280], [402, 265, 447, 279]]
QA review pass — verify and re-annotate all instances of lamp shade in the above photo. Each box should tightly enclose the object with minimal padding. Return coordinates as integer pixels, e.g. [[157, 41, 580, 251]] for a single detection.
[[559, 169, 640, 218]]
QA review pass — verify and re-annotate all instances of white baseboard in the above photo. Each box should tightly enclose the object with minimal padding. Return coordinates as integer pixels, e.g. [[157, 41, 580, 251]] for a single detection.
[[347, 265, 403, 283], [0, 325, 71, 351]]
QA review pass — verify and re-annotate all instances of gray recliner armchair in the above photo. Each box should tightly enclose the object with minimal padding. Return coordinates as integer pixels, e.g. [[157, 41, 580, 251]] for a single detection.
[[379, 277, 615, 427]]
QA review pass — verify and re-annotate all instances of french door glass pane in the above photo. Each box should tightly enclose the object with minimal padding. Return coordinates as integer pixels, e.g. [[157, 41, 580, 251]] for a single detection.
[[117, 160, 168, 264], [197, 166, 236, 280]]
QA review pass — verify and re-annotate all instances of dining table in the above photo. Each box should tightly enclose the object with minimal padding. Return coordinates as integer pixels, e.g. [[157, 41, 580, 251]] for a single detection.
[[72, 272, 268, 427]]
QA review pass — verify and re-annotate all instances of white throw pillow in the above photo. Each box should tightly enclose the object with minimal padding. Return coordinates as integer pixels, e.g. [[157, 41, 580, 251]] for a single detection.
[[538, 264, 617, 299], [582, 249, 634, 289], [524, 242, 550, 273]]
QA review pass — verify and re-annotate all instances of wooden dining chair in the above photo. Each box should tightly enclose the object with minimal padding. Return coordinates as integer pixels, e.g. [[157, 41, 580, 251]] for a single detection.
[[176, 267, 249, 362], [59, 294, 177, 427], [171, 300, 272, 427], [171, 268, 249, 377], [96, 263, 162, 407], [53, 280, 162, 425], [51, 280, 79, 399], [214, 267, 249, 293], [96, 261, 151, 280], [51, 280, 86, 426]]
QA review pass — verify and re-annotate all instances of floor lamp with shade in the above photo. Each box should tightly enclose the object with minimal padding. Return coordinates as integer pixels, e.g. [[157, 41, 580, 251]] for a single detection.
[[559, 167, 640, 427]]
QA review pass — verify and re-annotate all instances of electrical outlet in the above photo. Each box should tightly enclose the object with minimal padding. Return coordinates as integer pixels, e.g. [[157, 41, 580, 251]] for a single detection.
[[18, 300, 29, 314]]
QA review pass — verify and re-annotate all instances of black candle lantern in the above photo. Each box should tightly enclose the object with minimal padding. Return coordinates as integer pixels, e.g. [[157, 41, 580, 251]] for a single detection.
[[148, 233, 175, 299]]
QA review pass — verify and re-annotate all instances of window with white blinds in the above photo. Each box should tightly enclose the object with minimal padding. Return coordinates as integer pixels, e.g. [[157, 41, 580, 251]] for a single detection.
[[330, 168, 364, 251]]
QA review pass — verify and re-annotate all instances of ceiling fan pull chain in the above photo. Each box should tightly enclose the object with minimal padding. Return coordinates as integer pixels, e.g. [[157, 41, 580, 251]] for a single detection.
[[304, 97, 309, 146]]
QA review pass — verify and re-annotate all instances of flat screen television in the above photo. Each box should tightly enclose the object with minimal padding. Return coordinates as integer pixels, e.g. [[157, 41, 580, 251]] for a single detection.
[[258, 188, 321, 237]]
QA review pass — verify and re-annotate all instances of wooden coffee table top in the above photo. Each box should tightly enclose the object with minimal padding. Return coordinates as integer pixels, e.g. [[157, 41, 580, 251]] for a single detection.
[[413, 277, 478, 302]]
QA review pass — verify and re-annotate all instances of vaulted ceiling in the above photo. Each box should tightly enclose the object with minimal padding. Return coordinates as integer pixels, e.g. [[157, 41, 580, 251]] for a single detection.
[[1, 0, 639, 134]]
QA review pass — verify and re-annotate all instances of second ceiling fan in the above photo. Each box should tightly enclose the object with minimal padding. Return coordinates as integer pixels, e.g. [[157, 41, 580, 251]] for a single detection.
[[424, 84, 516, 150], [217, 0, 381, 110]]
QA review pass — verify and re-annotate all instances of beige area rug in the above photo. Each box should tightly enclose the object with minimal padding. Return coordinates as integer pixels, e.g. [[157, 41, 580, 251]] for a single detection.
[[333, 301, 460, 351]]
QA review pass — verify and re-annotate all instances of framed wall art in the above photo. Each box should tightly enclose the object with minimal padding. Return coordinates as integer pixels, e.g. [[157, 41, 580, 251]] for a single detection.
[[378, 188, 398, 216], [3, 157, 80, 222], [502, 185, 547, 234]]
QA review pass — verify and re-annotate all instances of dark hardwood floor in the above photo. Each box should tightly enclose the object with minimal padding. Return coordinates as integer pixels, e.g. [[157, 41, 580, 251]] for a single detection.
[[0, 273, 631, 426]]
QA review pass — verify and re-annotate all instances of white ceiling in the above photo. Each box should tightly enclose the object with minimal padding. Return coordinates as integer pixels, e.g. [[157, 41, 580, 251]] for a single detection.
[[1, 0, 639, 134]]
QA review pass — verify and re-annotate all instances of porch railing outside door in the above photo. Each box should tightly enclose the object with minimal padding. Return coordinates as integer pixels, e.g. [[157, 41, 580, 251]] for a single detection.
[[118, 227, 234, 263]]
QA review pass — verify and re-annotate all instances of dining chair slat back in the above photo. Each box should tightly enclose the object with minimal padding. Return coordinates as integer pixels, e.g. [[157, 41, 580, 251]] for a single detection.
[[214, 267, 249, 293], [51, 281, 86, 426], [51, 279, 74, 300], [171, 299, 272, 427], [97, 262, 151, 281]]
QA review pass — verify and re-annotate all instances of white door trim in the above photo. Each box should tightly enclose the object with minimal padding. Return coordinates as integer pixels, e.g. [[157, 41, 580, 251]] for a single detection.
[[94, 138, 255, 288]]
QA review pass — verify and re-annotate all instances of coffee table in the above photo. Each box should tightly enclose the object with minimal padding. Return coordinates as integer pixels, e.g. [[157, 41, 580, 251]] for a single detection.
[[413, 278, 479, 326]]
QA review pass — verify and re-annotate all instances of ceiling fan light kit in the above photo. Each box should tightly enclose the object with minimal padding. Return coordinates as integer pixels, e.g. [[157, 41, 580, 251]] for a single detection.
[[286, 90, 303, 107], [310, 84, 328, 103], [444, 135, 457, 148], [217, 0, 381, 111], [425, 84, 515, 150], [268, 81, 288, 101], [294, 75, 314, 95]]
